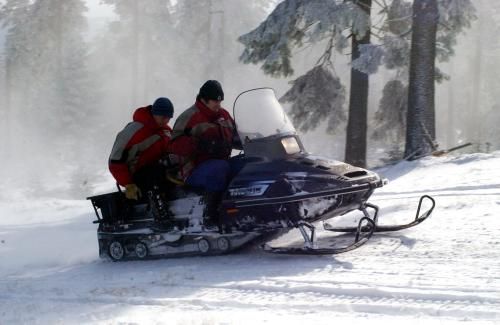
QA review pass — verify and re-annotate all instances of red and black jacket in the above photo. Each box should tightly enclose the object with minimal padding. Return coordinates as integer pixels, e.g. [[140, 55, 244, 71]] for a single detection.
[[109, 106, 172, 186], [170, 100, 238, 179]]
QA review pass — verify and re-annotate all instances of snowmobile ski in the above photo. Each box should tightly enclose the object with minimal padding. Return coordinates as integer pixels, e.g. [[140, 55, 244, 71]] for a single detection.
[[323, 195, 435, 233], [263, 206, 376, 255]]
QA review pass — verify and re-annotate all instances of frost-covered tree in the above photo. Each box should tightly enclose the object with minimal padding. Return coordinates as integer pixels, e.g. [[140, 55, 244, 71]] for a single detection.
[[0, 0, 33, 158], [239, 0, 372, 166], [345, 0, 372, 167], [356, 0, 476, 159], [175, 0, 221, 82], [26, 0, 96, 159], [240, 0, 476, 165], [0, 0, 99, 196], [101, 0, 176, 105], [373, 80, 407, 142], [0, 51, 7, 159], [175, 0, 271, 84], [468, 1, 500, 149], [280, 64, 346, 133]]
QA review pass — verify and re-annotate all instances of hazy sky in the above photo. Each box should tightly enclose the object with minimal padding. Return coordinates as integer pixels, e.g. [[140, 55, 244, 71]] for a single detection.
[[85, 0, 115, 19]]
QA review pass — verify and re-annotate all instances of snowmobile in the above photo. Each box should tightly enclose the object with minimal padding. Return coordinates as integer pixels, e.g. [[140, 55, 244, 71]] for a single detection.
[[88, 88, 435, 261]]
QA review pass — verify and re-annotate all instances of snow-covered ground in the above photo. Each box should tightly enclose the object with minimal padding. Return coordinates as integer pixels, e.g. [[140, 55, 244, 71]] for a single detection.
[[1, 152, 499, 324]]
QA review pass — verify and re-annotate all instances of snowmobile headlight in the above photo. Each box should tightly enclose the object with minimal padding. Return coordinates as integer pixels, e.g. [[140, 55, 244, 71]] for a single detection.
[[229, 185, 270, 197], [281, 137, 300, 155]]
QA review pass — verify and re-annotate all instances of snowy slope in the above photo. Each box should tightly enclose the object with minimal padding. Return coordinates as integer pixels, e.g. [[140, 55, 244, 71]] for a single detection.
[[1, 152, 499, 324]]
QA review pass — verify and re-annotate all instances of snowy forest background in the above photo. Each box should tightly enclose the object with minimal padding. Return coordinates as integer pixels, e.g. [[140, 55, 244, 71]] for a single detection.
[[0, 0, 499, 199]]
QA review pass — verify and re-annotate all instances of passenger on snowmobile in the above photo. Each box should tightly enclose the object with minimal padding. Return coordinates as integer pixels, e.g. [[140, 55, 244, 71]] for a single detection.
[[170, 80, 242, 230], [108, 97, 175, 207]]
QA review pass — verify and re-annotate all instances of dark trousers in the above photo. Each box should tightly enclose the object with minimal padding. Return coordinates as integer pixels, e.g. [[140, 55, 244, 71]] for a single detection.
[[186, 159, 230, 192], [133, 163, 172, 195], [185, 156, 248, 193]]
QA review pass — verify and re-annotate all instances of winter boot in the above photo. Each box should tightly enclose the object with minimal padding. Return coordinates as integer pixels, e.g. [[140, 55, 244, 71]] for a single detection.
[[147, 187, 173, 229], [203, 191, 225, 232]]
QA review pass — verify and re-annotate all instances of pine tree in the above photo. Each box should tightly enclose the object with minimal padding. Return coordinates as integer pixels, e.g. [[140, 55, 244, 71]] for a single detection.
[[175, 0, 271, 85], [470, 0, 500, 149], [175, 0, 216, 81], [361, 0, 476, 159], [101, 0, 176, 106], [0, 0, 33, 161], [1, 0, 99, 196], [404, 0, 439, 159], [239, 0, 372, 166], [345, 0, 372, 167]]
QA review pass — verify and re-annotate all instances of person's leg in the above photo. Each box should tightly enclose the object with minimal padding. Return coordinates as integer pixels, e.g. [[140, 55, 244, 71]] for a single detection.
[[186, 160, 230, 231], [133, 164, 166, 192], [186, 159, 230, 192], [134, 163, 172, 224]]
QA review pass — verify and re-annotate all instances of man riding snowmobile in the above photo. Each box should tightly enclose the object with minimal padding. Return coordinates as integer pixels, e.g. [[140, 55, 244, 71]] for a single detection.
[[170, 80, 242, 232], [108, 97, 175, 222]]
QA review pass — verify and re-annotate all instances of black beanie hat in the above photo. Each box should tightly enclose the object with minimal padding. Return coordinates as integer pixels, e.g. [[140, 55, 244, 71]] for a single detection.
[[199, 80, 224, 101], [151, 97, 174, 118]]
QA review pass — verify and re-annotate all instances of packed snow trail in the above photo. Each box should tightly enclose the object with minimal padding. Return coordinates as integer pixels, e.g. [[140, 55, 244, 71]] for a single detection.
[[1, 152, 499, 324]]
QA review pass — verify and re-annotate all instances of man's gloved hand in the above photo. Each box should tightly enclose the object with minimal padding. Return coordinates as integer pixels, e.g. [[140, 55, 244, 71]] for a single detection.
[[125, 183, 141, 200]]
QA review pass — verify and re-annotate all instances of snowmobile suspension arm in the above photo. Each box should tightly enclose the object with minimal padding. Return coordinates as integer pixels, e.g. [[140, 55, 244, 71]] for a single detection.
[[263, 205, 376, 255]]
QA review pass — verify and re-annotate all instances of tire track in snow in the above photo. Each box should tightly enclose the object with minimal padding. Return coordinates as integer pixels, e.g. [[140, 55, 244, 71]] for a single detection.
[[1, 280, 499, 320]]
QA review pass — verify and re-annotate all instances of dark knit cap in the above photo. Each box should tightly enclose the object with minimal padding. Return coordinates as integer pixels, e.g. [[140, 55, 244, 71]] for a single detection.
[[151, 97, 174, 117], [199, 80, 224, 101]]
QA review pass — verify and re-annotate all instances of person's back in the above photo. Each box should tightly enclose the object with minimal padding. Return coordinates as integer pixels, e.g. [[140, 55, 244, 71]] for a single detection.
[[109, 97, 174, 201]]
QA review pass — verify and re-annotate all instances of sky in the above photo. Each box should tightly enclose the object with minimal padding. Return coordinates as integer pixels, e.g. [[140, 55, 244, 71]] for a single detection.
[[84, 0, 116, 19]]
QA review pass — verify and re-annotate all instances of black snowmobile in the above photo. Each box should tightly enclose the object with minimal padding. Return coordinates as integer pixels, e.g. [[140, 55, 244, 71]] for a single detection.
[[88, 88, 435, 261]]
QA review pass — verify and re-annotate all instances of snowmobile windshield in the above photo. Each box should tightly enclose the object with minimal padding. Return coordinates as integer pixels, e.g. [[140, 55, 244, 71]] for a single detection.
[[233, 88, 296, 141]]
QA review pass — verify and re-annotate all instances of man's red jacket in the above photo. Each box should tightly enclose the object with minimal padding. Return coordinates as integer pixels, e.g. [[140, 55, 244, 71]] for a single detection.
[[170, 100, 237, 180], [109, 106, 172, 186]]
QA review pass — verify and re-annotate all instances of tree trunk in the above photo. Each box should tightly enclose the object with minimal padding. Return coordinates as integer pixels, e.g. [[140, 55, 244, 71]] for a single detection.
[[446, 60, 455, 148], [2, 57, 12, 159], [345, 0, 371, 168], [471, 19, 483, 146], [404, 0, 438, 159]]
